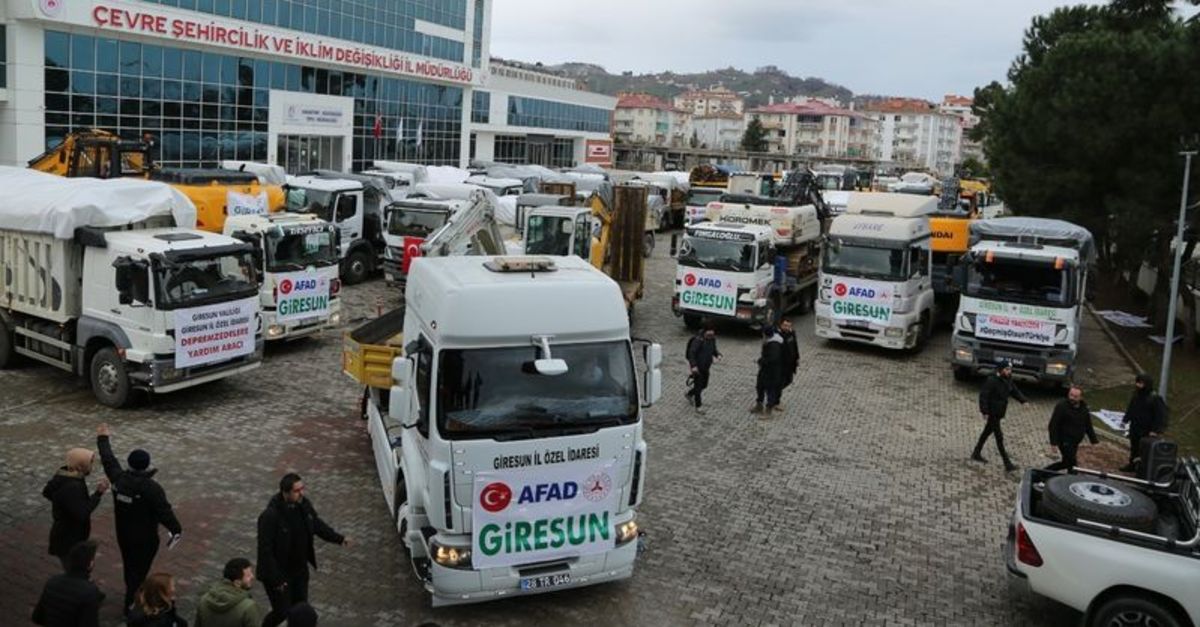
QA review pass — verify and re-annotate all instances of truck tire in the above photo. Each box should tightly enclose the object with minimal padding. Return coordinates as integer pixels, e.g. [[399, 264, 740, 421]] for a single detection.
[[394, 477, 410, 556], [344, 250, 371, 285], [90, 347, 133, 409], [683, 314, 701, 330], [1041, 475, 1157, 532], [953, 366, 973, 382], [1090, 594, 1186, 627], [0, 320, 14, 369]]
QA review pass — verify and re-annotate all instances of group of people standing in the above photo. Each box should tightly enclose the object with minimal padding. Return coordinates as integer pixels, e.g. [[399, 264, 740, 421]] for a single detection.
[[685, 318, 799, 417], [36, 424, 347, 627], [970, 363, 1169, 473]]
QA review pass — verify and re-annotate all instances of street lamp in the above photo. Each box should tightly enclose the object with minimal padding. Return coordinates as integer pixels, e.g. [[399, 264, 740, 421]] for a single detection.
[[1158, 149, 1197, 397]]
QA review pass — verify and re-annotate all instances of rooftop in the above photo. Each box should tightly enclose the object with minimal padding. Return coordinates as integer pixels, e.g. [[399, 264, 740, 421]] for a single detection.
[[748, 100, 862, 118], [861, 97, 937, 115], [616, 92, 687, 113]]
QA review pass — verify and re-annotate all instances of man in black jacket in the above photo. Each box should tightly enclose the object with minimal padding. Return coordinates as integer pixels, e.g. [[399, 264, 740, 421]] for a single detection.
[[96, 423, 183, 614], [1120, 373, 1169, 472], [971, 361, 1028, 472], [779, 318, 800, 391], [32, 539, 104, 627], [1046, 385, 1098, 471], [685, 322, 720, 414], [43, 447, 109, 569], [752, 326, 786, 416], [258, 473, 350, 627]]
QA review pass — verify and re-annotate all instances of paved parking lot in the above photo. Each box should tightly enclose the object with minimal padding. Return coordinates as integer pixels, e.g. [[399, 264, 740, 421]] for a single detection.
[[0, 234, 1134, 626]]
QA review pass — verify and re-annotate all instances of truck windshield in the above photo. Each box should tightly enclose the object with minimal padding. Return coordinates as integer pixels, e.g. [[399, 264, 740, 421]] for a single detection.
[[285, 187, 335, 222], [686, 189, 723, 207], [967, 258, 1074, 307], [155, 252, 258, 309], [387, 207, 448, 238], [823, 240, 908, 281], [437, 341, 638, 439], [266, 228, 338, 271], [815, 174, 843, 191], [678, 237, 756, 272], [524, 215, 574, 255]]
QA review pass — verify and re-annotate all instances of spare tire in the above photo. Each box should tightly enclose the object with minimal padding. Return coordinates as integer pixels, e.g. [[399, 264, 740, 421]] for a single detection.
[[1041, 475, 1157, 532]]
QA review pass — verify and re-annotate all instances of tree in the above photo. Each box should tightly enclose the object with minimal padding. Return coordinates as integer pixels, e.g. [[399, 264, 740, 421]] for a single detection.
[[959, 156, 989, 179], [742, 118, 767, 152], [973, 0, 1200, 332]]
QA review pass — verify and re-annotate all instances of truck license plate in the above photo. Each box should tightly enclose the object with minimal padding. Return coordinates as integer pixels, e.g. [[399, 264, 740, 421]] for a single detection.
[[520, 573, 570, 591], [844, 319, 870, 329]]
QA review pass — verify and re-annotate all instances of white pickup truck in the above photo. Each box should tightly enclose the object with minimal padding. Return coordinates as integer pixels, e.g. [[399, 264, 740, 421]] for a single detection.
[[1008, 458, 1200, 627]]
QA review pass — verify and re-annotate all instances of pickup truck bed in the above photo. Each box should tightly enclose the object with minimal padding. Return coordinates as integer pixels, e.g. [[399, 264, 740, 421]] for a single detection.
[[1008, 460, 1200, 627], [342, 307, 405, 389]]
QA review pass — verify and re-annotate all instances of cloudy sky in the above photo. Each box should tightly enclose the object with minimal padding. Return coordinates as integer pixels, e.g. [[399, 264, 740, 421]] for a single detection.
[[488, 0, 1129, 99]]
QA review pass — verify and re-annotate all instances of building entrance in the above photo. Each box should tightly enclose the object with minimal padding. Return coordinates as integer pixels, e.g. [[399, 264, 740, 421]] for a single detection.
[[277, 135, 344, 174]]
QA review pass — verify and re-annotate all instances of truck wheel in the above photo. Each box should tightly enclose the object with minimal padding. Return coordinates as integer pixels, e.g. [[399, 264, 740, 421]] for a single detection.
[[953, 366, 973, 382], [394, 479, 410, 556], [0, 321, 14, 369], [1041, 475, 1157, 532], [90, 347, 133, 409], [797, 286, 816, 315], [1090, 594, 1186, 627], [344, 250, 371, 285]]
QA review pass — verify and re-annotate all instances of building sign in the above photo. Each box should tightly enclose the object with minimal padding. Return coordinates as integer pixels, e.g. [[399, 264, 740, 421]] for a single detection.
[[472, 461, 617, 569], [585, 139, 613, 165], [273, 271, 331, 324], [829, 278, 893, 325], [284, 105, 344, 128], [174, 297, 257, 368], [48, 1, 476, 85], [975, 314, 1056, 347], [677, 269, 738, 316]]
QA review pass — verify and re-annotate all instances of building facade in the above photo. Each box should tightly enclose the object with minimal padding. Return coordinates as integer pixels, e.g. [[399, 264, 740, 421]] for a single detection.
[[673, 86, 743, 117], [864, 97, 963, 175], [746, 100, 872, 159], [613, 92, 691, 148], [0, 0, 614, 171], [692, 113, 743, 151], [939, 94, 982, 166]]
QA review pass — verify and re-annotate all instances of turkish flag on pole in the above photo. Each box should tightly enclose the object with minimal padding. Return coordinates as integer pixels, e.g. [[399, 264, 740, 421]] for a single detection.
[[373, 114, 383, 139], [402, 236, 424, 274]]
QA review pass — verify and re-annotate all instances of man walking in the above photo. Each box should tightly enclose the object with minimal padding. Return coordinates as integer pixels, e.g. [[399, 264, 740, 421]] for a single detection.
[[43, 448, 108, 570], [1046, 385, 1097, 471], [685, 322, 720, 414], [96, 423, 183, 615], [752, 326, 785, 416], [194, 558, 260, 627], [1120, 373, 1168, 472], [32, 540, 104, 627], [971, 361, 1028, 472], [257, 473, 350, 627], [779, 318, 799, 391]]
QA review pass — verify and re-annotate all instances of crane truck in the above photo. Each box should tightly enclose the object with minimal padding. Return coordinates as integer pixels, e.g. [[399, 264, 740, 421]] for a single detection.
[[0, 167, 263, 407]]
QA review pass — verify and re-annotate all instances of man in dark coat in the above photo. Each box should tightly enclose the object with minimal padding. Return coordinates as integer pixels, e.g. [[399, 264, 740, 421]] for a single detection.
[[752, 326, 786, 416], [1120, 373, 1169, 472], [779, 318, 800, 391], [1046, 385, 1098, 471], [685, 321, 721, 414], [32, 539, 104, 627], [43, 448, 108, 569], [96, 423, 183, 614], [971, 361, 1028, 472], [258, 473, 350, 627]]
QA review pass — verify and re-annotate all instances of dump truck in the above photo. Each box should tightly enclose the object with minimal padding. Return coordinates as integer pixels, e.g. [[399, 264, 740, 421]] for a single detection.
[[0, 167, 263, 407], [28, 129, 285, 233], [343, 254, 663, 606], [951, 218, 1095, 384]]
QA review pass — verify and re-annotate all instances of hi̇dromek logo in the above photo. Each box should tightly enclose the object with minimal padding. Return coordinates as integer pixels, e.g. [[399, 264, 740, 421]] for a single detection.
[[480, 482, 512, 513]]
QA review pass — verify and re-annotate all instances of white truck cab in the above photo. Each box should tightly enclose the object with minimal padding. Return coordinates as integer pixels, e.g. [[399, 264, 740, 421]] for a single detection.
[[224, 213, 342, 341], [360, 255, 661, 606], [815, 192, 936, 350], [522, 206, 595, 260], [381, 198, 468, 286], [673, 222, 778, 326], [283, 176, 383, 284]]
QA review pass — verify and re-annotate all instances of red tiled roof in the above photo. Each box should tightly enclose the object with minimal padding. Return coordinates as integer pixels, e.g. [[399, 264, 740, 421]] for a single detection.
[[616, 93, 684, 113], [861, 97, 936, 114], [942, 95, 973, 107]]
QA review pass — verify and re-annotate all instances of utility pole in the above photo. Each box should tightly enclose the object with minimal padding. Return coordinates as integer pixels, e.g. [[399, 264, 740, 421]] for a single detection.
[[1159, 149, 1196, 398]]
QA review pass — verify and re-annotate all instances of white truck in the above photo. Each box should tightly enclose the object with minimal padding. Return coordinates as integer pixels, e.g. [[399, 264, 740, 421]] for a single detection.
[[950, 218, 1095, 384], [1008, 459, 1200, 627], [672, 201, 823, 328], [345, 255, 662, 606], [283, 175, 385, 285], [0, 167, 263, 407], [223, 213, 342, 341], [815, 192, 937, 351], [380, 197, 468, 287]]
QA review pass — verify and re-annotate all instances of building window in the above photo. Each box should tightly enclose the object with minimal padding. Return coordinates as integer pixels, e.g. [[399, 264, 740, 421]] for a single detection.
[[43, 30, 462, 169], [471, 0, 485, 68], [472, 90, 490, 124], [507, 96, 610, 133], [0, 25, 6, 89], [494, 134, 575, 168], [137, 0, 467, 64]]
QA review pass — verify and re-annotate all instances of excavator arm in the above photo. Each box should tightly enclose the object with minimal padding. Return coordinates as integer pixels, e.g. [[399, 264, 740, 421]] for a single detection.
[[420, 190, 506, 258]]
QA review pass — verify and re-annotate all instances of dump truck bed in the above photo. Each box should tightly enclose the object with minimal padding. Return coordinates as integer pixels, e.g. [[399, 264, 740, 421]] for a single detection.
[[342, 307, 405, 389]]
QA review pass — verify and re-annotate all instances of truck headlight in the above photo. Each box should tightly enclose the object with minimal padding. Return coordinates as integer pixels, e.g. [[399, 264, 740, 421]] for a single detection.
[[955, 347, 974, 362], [885, 327, 904, 338], [266, 324, 285, 338], [431, 541, 473, 570], [158, 364, 182, 382], [892, 297, 912, 314], [615, 519, 639, 546], [1046, 362, 1069, 376], [816, 316, 831, 328]]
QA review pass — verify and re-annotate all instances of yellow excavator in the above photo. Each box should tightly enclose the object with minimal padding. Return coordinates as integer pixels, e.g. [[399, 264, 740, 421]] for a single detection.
[[28, 129, 284, 233]]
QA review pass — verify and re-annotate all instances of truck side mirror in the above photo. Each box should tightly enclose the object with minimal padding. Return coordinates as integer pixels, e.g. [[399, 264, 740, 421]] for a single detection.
[[642, 343, 663, 407], [389, 357, 416, 427], [336, 195, 357, 222], [113, 257, 149, 305]]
